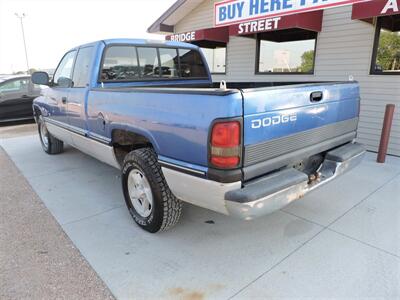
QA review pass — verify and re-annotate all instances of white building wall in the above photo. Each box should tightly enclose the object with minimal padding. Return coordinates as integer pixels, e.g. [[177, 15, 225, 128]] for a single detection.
[[175, 2, 400, 156]]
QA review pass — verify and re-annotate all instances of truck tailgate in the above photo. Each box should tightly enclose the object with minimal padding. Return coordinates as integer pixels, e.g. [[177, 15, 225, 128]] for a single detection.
[[241, 82, 360, 180]]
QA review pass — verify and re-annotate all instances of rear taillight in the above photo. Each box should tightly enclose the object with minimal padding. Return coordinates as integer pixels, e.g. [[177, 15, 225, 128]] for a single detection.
[[210, 121, 241, 169]]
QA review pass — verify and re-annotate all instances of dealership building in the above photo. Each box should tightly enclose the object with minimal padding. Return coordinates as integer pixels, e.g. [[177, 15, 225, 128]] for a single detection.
[[148, 0, 400, 156]]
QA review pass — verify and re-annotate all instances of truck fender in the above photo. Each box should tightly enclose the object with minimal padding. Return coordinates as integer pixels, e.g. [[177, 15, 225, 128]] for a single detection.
[[110, 124, 161, 154]]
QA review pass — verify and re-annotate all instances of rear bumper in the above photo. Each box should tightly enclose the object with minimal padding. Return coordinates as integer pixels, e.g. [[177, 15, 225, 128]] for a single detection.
[[225, 143, 365, 220], [161, 142, 365, 219]]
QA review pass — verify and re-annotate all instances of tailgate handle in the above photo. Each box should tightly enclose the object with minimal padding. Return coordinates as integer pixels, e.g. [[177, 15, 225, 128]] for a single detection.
[[310, 91, 323, 102]]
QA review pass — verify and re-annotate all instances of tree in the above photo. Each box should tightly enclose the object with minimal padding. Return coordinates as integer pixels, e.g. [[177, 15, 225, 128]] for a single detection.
[[12, 68, 37, 75], [376, 31, 400, 71], [300, 50, 315, 73]]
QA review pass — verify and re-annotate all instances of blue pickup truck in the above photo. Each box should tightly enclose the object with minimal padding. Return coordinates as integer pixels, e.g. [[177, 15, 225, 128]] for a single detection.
[[32, 39, 365, 233]]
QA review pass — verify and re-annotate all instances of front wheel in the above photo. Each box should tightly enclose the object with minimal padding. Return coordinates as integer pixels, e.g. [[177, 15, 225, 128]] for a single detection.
[[38, 115, 64, 154], [121, 148, 182, 233]]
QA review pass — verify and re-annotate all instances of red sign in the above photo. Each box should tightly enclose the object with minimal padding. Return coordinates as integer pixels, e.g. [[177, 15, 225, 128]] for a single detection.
[[215, 0, 372, 27], [166, 27, 229, 43], [229, 10, 323, 36], [352, 0, 399, 19]]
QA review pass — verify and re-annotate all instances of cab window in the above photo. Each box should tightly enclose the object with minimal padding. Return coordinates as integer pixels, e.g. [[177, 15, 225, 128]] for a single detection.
[[53, 51, 76, 87], [137, 47, 160, 78], [100, 45, 208, 81], [178, 48, 208, 78], [159, 48, 179, 78], [101, 46, 140, 81]]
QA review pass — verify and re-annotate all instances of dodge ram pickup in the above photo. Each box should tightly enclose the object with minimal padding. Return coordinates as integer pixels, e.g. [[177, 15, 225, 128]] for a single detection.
[[32, 39, 365, 233]]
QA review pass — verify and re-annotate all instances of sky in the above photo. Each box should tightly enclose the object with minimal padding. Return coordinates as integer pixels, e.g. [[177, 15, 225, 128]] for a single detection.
[[0, 0, 176, 74]]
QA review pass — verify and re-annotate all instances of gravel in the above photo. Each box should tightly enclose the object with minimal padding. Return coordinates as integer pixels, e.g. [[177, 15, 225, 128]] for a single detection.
[[0, 147, 115, 300]]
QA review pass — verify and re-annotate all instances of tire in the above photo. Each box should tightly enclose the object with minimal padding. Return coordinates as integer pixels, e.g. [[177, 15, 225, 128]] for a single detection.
[[38, 115, 64, 155], [121, 148, 182, 233]]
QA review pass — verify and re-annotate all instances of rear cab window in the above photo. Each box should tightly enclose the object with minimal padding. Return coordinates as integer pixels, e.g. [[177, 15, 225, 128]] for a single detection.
[[159, 48, 179, 78], [137, 47, 160, 78], [100, 45, 209, 82], [178, 48, 208, 78]]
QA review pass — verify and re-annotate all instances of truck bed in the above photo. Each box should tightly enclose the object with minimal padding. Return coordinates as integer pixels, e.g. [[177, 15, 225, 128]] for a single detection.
[[89, 81, 359, 182]]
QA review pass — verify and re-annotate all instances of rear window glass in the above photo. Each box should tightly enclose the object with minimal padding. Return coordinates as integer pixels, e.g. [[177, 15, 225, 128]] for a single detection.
[[137, 47, 161, 78], [100, 46, 208, 81], [179, 48, 208, 78], [101, 46, 139, 81], [159, 48, 179, 78]]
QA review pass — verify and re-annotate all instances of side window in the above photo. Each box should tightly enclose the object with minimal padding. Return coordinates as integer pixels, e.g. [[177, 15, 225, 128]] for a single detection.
[[371, 16, 400, 74], [159, 48, 179, 78], [53, 51, 76, 87], [256, 32, 317, 74], [137, 47, 160, 78], [72, 47, 94, 87], [101, 46, 139, 81], [178, 49, 208, 78], [0, 79, 28, 93]]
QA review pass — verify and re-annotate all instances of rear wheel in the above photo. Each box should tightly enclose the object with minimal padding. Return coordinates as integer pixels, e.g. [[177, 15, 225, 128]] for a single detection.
[[121, 148, 182, 233], [38, 115, 64, 154]]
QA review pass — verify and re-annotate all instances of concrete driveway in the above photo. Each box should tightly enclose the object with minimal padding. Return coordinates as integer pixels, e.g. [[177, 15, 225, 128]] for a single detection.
[[1, 133, 399, 299]]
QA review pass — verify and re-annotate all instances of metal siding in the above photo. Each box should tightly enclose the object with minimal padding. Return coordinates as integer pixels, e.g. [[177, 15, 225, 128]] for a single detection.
[[175, 4, 400, 156]]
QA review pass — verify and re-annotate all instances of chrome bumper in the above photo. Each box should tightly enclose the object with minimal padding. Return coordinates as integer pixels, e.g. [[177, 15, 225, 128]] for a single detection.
[[224, 143, 366, 220]]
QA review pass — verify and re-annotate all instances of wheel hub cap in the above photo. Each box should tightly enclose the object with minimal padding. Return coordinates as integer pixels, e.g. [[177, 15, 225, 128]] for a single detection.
[[40, 121, 49, 148], [127, 169, 153, 218]]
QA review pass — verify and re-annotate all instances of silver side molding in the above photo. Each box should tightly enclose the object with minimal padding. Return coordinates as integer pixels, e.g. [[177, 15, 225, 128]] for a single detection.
[[45, 121, 120, 169]]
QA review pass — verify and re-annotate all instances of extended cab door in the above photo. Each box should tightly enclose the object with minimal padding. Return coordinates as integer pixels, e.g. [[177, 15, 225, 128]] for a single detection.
[[46, 50, 76, 124], [67, 46, 94, 131]]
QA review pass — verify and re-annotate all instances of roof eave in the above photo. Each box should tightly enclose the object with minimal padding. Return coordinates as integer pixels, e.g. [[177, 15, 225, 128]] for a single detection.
[[147, 0, 186, 33]]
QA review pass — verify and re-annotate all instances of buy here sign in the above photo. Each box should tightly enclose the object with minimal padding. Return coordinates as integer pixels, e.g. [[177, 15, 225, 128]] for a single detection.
[[214, 0, 371, 27]]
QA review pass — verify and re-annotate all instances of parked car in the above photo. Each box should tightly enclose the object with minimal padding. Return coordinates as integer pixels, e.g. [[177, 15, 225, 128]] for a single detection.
[[0, 75, 41, 122], [31, 39, 365, 233]]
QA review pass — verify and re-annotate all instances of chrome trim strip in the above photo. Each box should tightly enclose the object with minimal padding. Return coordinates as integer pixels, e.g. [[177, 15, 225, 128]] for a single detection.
[[158, 160, 206, 176], [44, 117, 87, 136], [44, 117, 111, 145], [87, 132, 112, 144]]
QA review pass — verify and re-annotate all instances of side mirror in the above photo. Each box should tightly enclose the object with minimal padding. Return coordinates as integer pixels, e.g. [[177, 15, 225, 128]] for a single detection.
[[32, 71, 50, 86], [57, 77, 74, 88]]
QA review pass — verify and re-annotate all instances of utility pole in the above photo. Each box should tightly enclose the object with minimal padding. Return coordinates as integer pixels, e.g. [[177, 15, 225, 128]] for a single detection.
[[14, 13, 30, 74]]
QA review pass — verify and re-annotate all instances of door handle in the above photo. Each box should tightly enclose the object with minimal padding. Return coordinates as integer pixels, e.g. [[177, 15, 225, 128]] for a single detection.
[[98, 113, 106, 131], [310, 91, 323, 102], [61, 97, 67, 104], [22, 95, 30, 98]]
